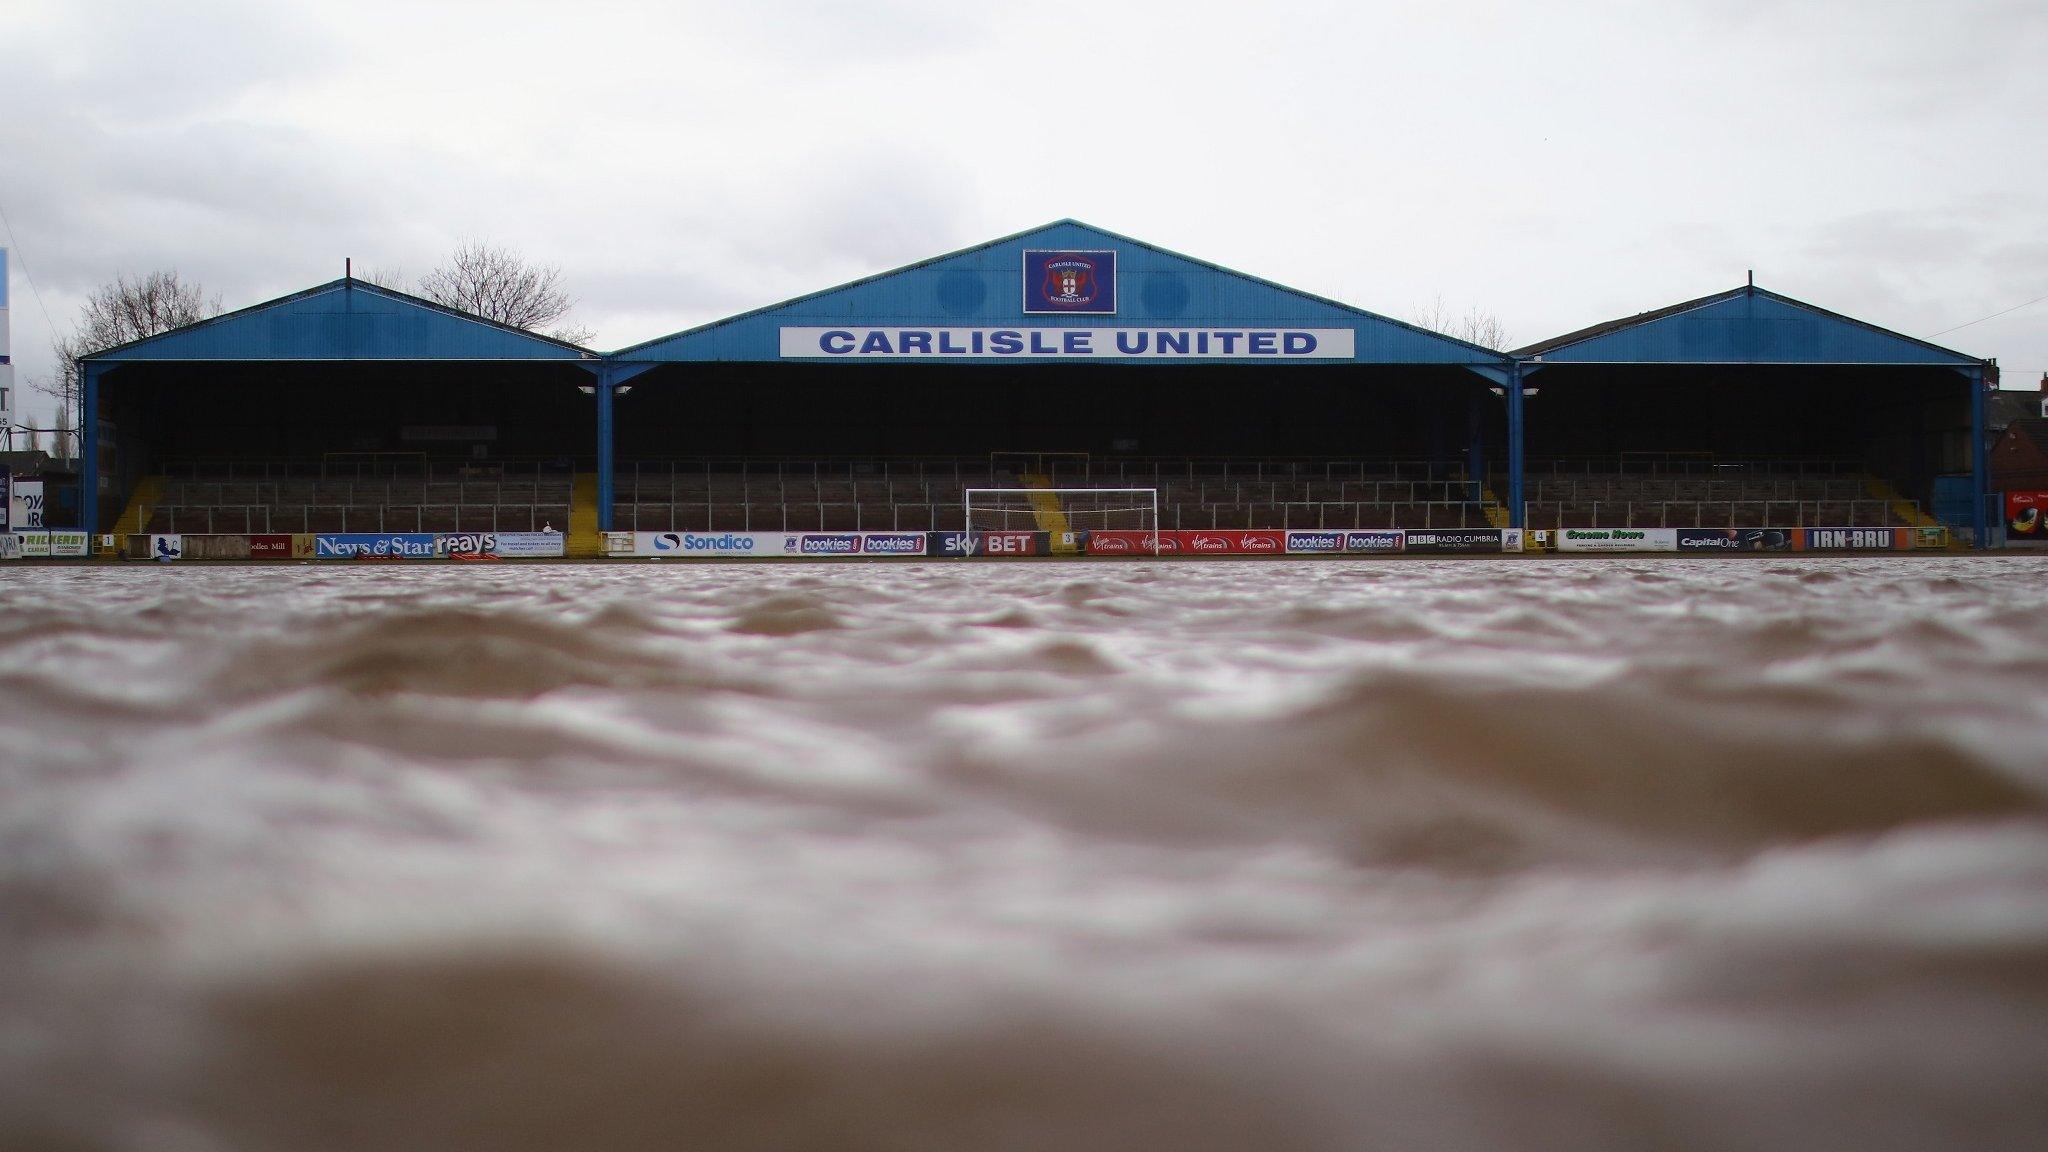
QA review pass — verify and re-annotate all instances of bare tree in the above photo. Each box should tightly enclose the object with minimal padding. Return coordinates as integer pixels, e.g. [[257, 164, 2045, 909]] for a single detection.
[[1410, 294, 1511, 351], [51, 400, 73, 461], [38, 270, 223, 433], [416, 240, 595, 345]]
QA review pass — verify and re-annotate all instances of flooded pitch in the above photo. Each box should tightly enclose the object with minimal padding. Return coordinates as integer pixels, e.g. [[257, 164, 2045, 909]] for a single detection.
[[3, 558, 2047, 1151]]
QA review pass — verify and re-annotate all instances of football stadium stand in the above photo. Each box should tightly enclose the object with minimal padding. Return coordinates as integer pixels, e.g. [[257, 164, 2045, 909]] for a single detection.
[[61, 220, 1995, 553]]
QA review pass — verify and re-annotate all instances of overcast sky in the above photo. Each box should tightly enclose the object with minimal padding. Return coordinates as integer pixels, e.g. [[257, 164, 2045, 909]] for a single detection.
[[3, 0, 2044, 420]]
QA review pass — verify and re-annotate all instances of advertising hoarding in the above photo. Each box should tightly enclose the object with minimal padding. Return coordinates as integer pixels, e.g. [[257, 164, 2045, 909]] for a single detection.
[[631, 531, 794, 557], [1402, 529, 1505, 554], [619, 531, 931, 558], [1554, 528, 1678, 553], [1674, 529, 1795, 552], [1798, 528, 1908, 551], [931, 531, 1048, 557], [435, 532, 566, 558], [2, 511, 88, 557], [312, 533, 438, 559], [2006, 491, 2048, 539]]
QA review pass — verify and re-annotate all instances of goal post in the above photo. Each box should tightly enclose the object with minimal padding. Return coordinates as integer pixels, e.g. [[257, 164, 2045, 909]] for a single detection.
[[963, 488, 1161, 553]]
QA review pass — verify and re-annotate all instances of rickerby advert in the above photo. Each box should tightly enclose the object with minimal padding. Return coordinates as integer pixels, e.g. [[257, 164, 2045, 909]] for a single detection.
[[5, 530, 90, 558]]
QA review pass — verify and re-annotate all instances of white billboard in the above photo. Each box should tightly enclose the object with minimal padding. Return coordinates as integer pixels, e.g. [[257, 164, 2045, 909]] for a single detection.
[[8, 478, 43, 530]]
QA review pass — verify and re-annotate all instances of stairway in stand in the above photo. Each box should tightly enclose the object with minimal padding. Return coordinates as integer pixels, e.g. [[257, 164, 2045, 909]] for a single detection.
[[1021, 474, 1081, 555], [568, 474, 604, 558], [106, 476, 166, 556]]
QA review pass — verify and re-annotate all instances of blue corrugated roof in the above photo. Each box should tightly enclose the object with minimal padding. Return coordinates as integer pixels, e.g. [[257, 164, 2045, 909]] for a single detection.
[[611, 220, 1508, 366], [84, 279, 597, 363], [1513, 284, 1982, 367]]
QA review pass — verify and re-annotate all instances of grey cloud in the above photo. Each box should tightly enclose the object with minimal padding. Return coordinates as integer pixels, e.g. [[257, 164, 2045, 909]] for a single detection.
[[17, 0, 339, 123], [561, 145, 978, 347], [704, 0, 985, 64], [1696, 0, 2048, 117], [4, 0, 2046, 410]]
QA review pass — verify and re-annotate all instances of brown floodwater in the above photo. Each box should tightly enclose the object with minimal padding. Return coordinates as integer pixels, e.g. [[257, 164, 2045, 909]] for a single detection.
[[2, 558, 2046, 1151]]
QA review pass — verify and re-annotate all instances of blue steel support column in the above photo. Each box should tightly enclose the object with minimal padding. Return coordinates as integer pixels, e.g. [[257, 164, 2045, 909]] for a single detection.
[[1969, 364, 1987, 549], [1506, 362, 1525, 529], [80, 362, 100, 542], [1466, 389, 1484, 502], [596, 365, 615, 534]]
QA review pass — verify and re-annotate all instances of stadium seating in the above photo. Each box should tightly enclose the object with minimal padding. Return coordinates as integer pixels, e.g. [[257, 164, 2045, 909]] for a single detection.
[[609, 458, 1503, 534], [141, 464, 574, 536], [612, 457, 1923, 535], [1518, 463, 1914, 530], [135, 455, 1927, 540]]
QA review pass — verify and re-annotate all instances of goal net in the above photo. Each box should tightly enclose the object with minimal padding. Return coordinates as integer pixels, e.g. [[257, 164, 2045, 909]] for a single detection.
[[963, 488, 1160, 552]]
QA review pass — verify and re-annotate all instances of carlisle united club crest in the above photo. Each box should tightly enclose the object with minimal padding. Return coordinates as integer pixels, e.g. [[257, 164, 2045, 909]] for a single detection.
[[1045, 259, 1095, 306], [1023, 249, 1116, 314]]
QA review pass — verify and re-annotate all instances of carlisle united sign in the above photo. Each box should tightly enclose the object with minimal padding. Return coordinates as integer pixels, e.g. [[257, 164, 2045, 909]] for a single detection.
[[1023, 249, 1115, 314], [777, 327, 1356, 360]]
